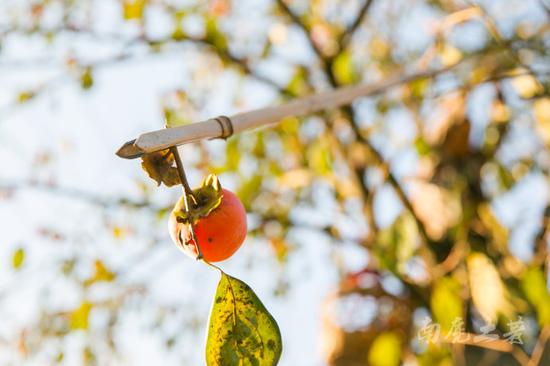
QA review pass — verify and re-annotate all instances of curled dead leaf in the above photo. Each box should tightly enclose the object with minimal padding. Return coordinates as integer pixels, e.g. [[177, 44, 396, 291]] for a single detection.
[[141, 149, 181, 187]]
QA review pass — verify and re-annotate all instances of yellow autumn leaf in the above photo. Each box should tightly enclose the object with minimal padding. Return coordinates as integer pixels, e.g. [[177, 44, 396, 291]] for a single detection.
[[491, 99, 511, 123], [440, 45, 462, 67], [410, 182, 461, 240], [332, 50, 357, 85], [17, 91, 35, 103], [368, 331, 402, 366], [84, 260, 116, 286], [80, 67, 93, 90], [511, 73, 543, 98], [467, 252, 514, 323], [521, 267, 550, 326], [112, 226, 125, 239], [478, 203, 508, 248], [431, 277, 463, 333], [70, 302, 93, 330], [534, 97, 550, 145], [123, 0, 145, 21], [12, 248, 25, 270], [277, 168, 312, 189], [369, 37, 390, 60]]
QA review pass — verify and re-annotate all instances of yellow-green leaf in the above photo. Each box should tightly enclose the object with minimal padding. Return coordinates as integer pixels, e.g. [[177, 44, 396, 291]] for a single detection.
[[368, 331, 402, 366], [237, 174, 262, 210], [205, 16, 227, 51], [206, 273, 282, 366], [431, 276, 463, 333], [307, 140, 332, 175], [12, 247, 25, 270], [332, 50, 357, 85], [286, 66, 310, 96], [172, 11, 186, 40], [80, 67, 93, 90], [521, 267, 550, 325], [17, 91, 35, 103]]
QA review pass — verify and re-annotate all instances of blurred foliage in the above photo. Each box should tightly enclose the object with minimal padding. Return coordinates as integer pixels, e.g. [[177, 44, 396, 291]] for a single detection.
[[2, 0, 550, 365]]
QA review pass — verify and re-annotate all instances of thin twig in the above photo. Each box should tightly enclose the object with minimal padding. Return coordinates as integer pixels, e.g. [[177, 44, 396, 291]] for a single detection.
[[0, 179, 156, 209], [469, 2, 539, 76], [339, 0, 375, 50], [441, 333, 530, 365], [0, 25, 294, 116], [528, 325, 550, 366], [170, 147, 193, 194], [275, 0, 325, 60], [274, 0, 433, 248], [274, 0, 381, 237]]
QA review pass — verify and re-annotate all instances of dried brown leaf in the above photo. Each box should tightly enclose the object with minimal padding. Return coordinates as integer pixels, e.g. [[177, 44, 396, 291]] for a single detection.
[[141, 149, 181, 187]]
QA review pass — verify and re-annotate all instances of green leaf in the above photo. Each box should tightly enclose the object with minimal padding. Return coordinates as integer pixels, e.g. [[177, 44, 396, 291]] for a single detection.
[[206, 273, 282, 366], [368, 331, 402, 366], [12, 247, 25, 270], [431, 276, 463, 333]]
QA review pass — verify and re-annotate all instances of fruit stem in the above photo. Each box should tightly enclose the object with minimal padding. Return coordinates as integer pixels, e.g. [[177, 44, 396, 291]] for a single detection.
[[170, 146, 204, 261], [170, 146, 193, 194], [201, 259, 223, 273]]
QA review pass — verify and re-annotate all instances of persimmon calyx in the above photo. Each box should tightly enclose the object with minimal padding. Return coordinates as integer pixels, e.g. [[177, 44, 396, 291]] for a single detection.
[[172, 174, 223, 224]]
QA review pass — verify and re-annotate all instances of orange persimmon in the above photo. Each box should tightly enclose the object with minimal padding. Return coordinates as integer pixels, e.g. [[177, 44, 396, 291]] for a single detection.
[[169, 185, 247, 262]]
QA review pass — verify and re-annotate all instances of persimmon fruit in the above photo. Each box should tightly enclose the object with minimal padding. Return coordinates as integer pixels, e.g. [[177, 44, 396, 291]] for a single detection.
[[168, 176, 247, 262]]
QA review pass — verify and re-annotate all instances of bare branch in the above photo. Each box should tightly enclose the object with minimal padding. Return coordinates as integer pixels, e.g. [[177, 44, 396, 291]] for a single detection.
[[275, 0, 325, 60], [440, 333, 530, 365], [339, 0, 375, 50], [0, 179, 160, 210], [528, 325, 550, 366]]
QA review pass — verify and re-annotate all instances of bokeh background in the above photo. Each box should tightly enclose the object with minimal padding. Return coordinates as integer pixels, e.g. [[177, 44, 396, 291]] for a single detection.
[[1, 0, 550, 365]]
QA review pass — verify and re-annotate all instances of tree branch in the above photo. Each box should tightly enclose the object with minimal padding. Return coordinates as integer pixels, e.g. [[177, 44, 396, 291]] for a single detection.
[[0, 179, 160, 210], [441, 333, 530, 365], [274, 0, 434, 247], [339, 0, 374, 50], [528, 325, 550, 366], [275, 0, 325, 60]]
